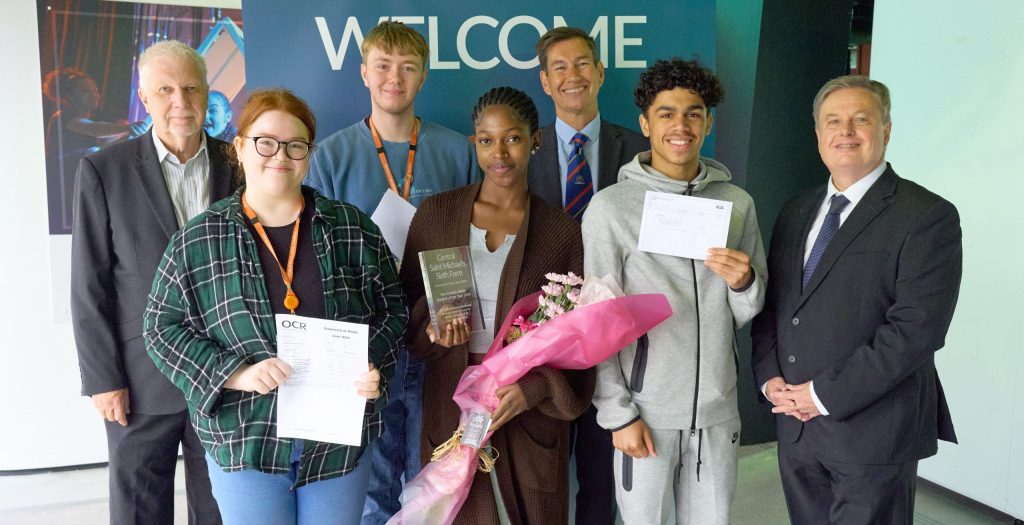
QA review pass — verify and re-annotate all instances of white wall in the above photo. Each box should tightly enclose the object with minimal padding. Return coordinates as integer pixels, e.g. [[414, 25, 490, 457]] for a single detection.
[[0, 1, 103, 470], [0, 0, 238, 471], [872, 0, 1024, 519]]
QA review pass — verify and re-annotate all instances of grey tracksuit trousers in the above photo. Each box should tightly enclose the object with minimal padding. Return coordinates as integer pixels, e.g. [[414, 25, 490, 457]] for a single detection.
[[613, 417, 740, 525]]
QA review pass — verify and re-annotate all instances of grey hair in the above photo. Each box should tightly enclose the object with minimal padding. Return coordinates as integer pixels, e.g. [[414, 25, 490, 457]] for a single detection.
[[138, 40, 208, 88], [812, 75, 890, 125]]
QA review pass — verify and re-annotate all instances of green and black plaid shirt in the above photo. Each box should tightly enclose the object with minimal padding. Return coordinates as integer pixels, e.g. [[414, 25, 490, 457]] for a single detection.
[[144, 187, 407, 487]]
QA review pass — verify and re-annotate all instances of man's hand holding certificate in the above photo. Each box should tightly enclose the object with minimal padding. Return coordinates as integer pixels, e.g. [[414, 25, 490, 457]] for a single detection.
[[275, 314, 370, 447]]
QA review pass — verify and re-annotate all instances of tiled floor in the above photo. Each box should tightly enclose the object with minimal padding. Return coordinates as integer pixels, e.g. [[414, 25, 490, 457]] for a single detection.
[[730, 444, 1014, 525], [0, 443, 1015, 524]]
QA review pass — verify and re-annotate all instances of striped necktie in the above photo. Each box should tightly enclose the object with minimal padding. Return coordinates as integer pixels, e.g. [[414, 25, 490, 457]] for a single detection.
[[564, 132, 594, 222], [802, 194, 850, 289]]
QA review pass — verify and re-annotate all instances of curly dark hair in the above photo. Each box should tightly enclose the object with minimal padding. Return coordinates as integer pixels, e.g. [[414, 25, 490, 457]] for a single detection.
[[634, 58, 724, 114], [471, 86, 539, 134]]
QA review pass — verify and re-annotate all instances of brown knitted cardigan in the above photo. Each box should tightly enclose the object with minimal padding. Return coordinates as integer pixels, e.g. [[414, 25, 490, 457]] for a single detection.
[[399, 183, 594, 525]]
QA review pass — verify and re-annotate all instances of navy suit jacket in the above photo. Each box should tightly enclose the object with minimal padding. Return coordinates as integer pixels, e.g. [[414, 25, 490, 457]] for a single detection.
[[751, 165, 960, 464], [527, 119, 648, 209], [71, 131, 234, 414]]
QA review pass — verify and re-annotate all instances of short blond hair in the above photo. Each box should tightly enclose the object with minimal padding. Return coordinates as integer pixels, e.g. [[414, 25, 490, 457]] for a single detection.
[[360, 21, 429, 67], [138, 40, 208, 88]]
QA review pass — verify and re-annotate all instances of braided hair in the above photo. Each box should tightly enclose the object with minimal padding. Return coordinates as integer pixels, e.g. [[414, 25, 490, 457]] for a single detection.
[[471, 86, 539, 135]]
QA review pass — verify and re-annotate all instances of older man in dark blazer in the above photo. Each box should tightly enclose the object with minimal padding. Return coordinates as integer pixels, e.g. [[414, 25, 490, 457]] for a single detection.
[[751, 75, 961, 525], [72, 40, 232, 524], [527, 27, 647, 525]]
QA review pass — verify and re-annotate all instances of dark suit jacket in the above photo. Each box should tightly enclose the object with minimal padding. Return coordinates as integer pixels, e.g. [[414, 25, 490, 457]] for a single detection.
[[71, 130, 234, 415], [527, 119, 648, 208], [751, 165, 961, 465]]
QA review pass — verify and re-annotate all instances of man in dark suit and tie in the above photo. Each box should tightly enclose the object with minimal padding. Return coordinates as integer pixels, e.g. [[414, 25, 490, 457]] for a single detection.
[[528, 27, 647, 524], [751, 75, 961, 524], [72, 40, 232, 524]]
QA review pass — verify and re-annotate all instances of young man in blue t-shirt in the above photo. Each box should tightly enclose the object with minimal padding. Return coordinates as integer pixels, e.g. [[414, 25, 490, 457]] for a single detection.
[[305, 21, 479, 525]]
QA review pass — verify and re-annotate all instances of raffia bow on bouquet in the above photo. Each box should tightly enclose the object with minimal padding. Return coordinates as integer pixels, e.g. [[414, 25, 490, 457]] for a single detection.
[[387, 274, 672, 525]]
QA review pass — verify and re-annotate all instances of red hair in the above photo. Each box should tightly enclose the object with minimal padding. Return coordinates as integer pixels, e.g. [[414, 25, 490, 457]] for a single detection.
[[235, 88, 316, 141], [227, 89, 317, 182]]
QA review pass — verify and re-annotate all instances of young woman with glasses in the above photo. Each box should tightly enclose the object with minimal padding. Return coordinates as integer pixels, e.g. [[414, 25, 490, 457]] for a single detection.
[[144, 88, 407, 524]]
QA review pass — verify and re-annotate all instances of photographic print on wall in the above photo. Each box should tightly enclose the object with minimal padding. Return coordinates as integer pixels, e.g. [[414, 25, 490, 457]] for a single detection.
[[37, 0, 245, 321]]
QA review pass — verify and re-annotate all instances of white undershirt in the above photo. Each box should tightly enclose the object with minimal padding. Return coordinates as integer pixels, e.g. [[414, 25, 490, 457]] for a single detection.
[[467, 224, 515, 354]]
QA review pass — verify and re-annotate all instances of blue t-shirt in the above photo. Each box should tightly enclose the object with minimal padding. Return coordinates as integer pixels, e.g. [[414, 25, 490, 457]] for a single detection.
[[306, 118, 480, 215]]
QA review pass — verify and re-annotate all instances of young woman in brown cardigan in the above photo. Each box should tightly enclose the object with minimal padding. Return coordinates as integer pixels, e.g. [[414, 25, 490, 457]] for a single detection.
[[398, 87, 594, 524]]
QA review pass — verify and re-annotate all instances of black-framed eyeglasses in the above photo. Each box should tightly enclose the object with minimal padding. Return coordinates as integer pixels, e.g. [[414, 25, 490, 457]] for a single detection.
[[246, 136, 314, 160]]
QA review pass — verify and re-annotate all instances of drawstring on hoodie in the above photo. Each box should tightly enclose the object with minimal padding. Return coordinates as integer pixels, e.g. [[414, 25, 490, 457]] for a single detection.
[[679, 425, 705, 482]]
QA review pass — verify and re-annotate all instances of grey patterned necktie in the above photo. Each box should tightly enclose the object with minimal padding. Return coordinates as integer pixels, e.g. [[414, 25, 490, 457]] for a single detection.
[[802, 194, 850, 289]]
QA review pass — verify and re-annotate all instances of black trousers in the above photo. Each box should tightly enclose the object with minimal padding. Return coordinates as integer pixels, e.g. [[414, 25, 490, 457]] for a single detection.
[[104, 410, 221, 525], [571, 404, 616, 525], [778, 440, 918, 525]]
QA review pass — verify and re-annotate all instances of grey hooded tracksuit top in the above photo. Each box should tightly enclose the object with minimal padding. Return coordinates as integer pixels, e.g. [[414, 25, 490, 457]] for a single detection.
[[583, 152, 767, 433]]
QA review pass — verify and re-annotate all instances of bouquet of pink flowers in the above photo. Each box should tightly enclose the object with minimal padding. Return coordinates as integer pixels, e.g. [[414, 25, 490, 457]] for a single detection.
[[505, 272, 584, 343], [387, 274, 672, 525]]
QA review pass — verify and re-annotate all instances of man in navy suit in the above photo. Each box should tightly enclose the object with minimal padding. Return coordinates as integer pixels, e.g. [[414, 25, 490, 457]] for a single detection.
[[528, 27, 648, 215], [72, 40, 232, 524], [751, 75, 961, 524], [528, 27, 647, 525]]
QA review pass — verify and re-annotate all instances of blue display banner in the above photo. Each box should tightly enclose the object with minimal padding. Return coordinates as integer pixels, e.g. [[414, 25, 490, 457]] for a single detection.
[[242, 0, 715, 141]]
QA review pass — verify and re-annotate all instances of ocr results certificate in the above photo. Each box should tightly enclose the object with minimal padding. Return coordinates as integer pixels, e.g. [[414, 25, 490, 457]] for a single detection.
[[275, 314, 369, 447]]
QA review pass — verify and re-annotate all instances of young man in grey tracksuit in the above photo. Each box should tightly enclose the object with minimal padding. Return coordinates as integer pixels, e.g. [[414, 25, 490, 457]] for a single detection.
[[582, 58, 767, 524]]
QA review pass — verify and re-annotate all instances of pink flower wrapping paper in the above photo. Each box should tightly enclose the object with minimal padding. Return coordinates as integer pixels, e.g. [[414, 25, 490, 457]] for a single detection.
[[388, 290, 672, 525]]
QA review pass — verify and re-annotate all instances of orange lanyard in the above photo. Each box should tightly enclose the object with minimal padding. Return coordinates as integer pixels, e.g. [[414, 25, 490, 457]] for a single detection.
[[368, 116, 419, 201], [241, 192, 303, 314]]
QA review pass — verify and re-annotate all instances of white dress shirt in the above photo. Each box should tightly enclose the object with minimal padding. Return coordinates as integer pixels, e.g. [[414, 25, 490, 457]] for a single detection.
[[152, 132, 211, 227], [802, 161, 887, 265]]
